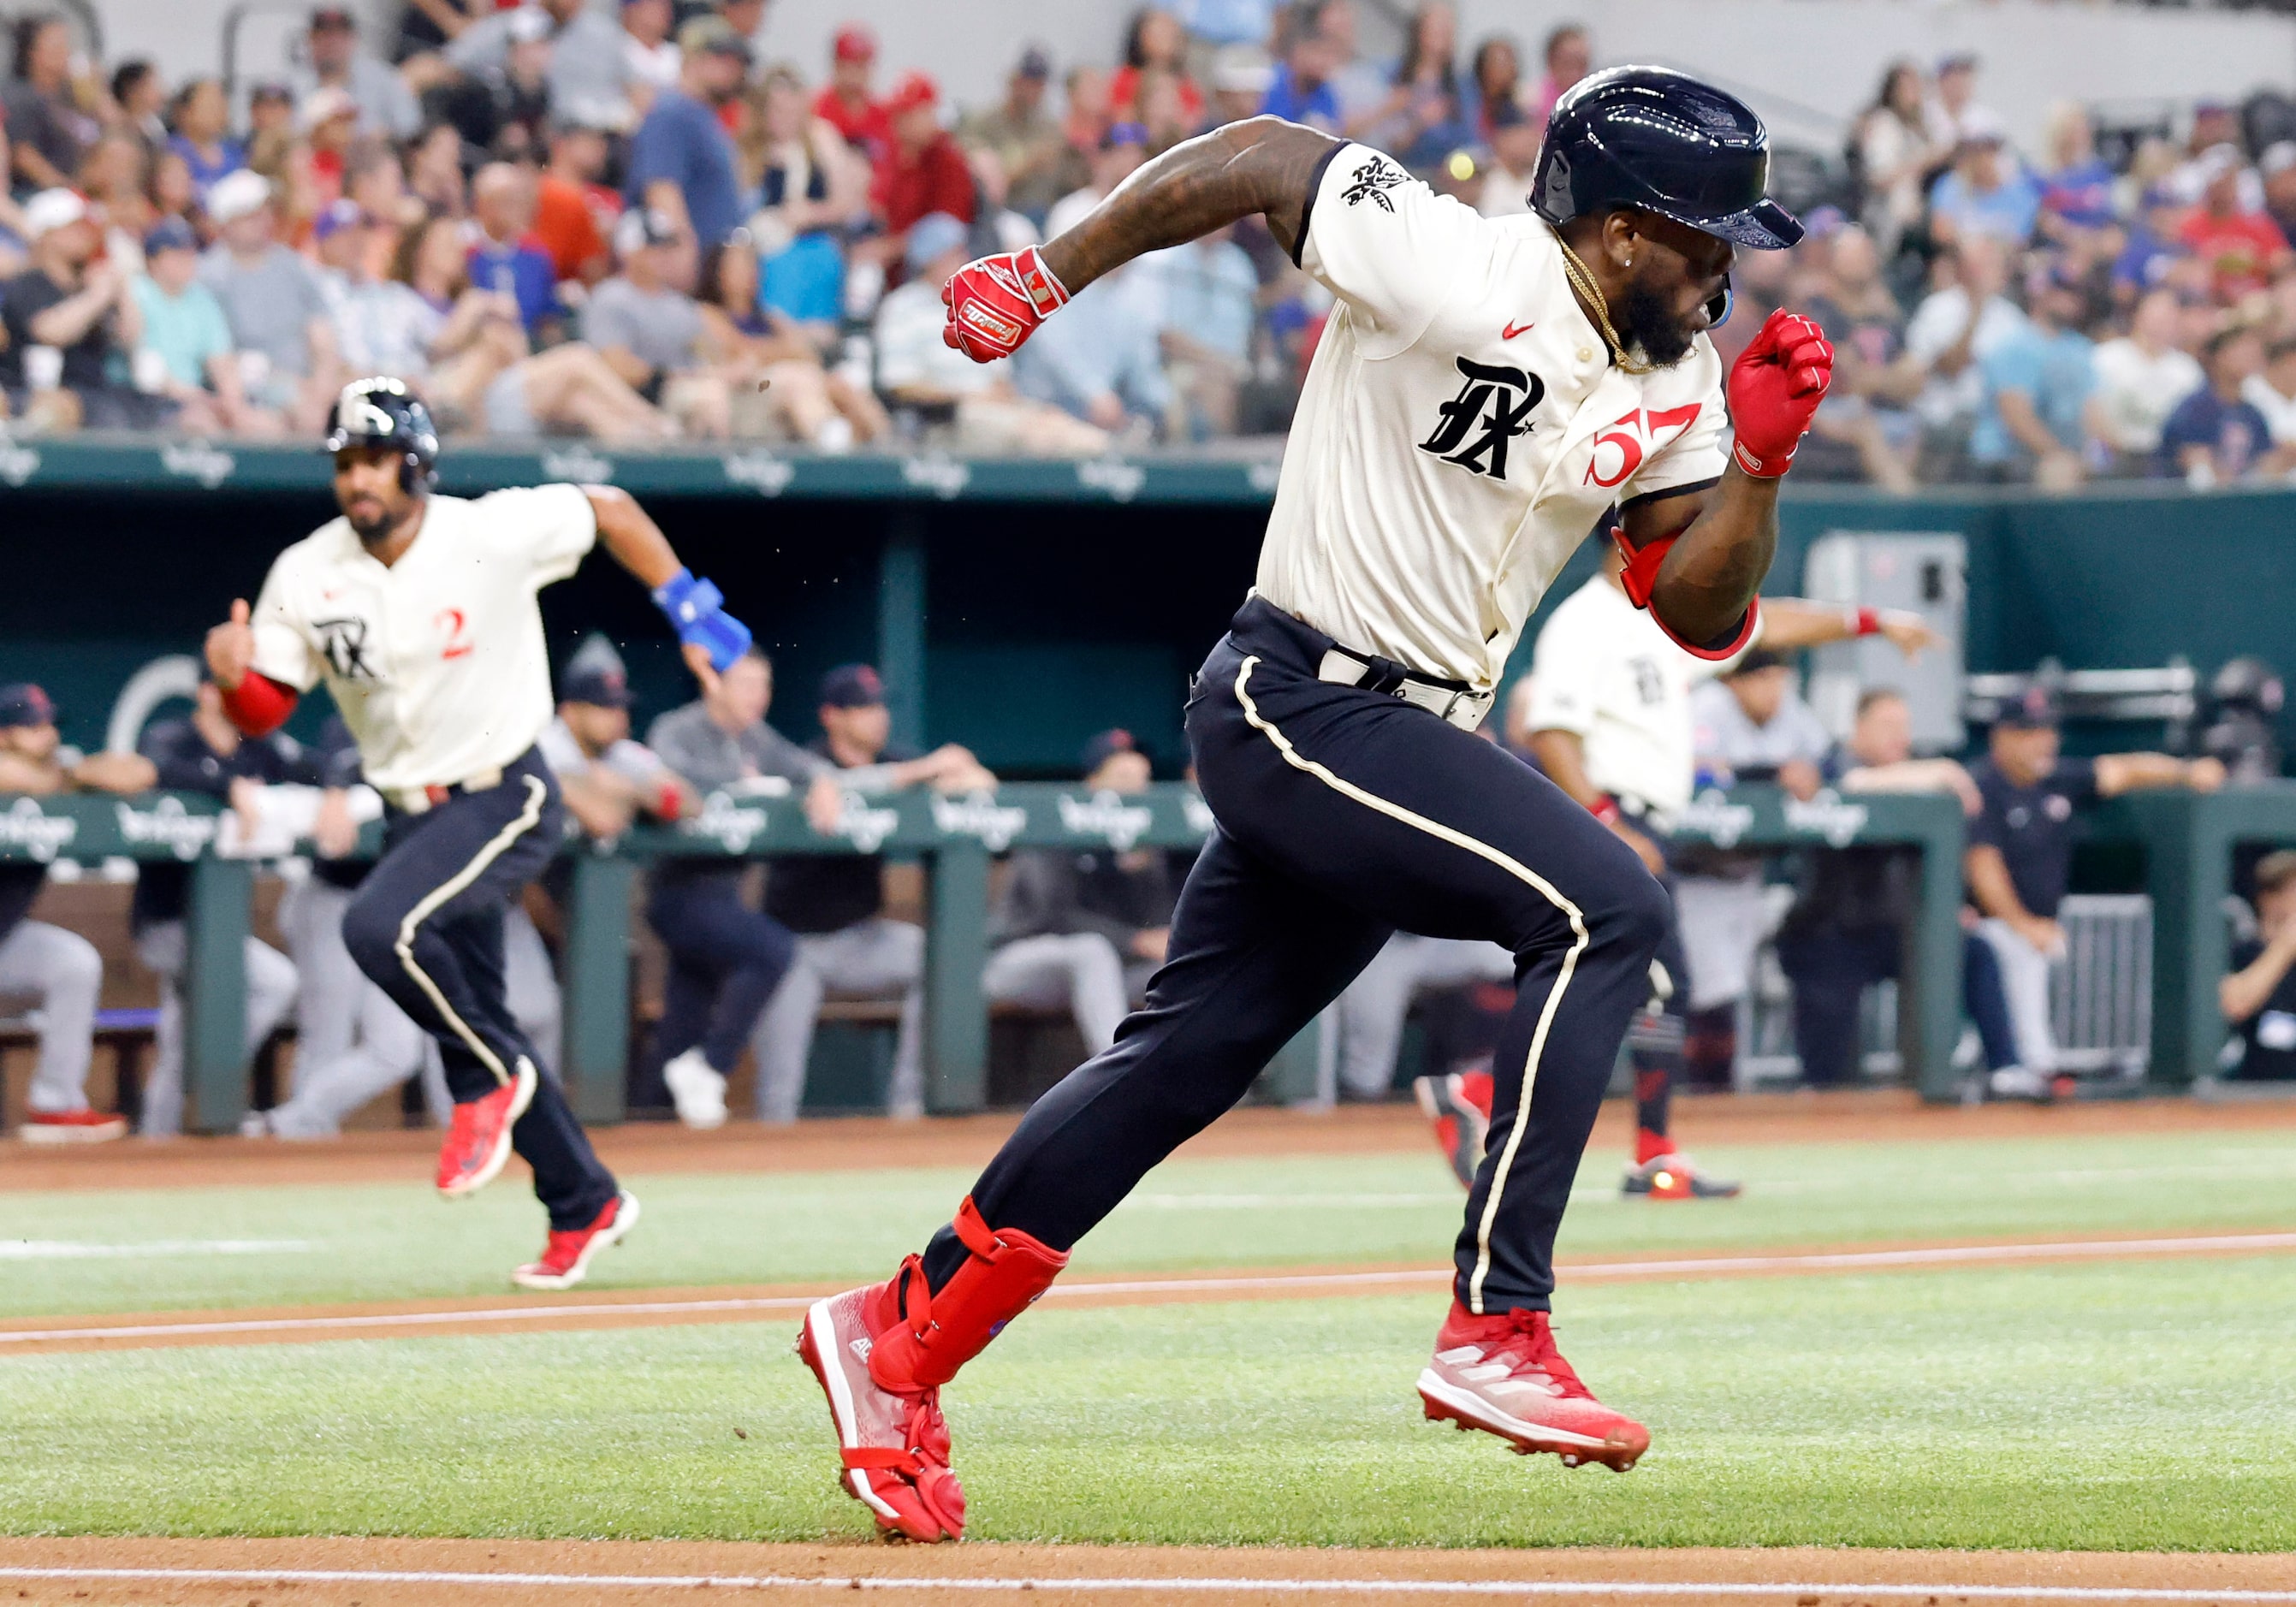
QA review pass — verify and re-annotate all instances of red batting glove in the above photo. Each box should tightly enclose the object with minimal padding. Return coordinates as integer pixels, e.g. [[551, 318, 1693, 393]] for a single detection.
[[941, 246, 1071, 363], [1726, 308, 1833, 477]]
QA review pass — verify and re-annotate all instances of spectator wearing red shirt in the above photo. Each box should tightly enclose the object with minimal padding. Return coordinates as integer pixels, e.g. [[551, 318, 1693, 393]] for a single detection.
[[1109, 9, 1202, 133], [813, 24, 890, 162], [2179, 153, 2293, 305], [873, 72, 976, 252], [534, 122, 621, 284]]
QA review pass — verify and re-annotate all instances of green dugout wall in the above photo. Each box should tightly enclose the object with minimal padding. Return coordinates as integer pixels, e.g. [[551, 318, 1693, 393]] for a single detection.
[[4, 444, 2293, 771]]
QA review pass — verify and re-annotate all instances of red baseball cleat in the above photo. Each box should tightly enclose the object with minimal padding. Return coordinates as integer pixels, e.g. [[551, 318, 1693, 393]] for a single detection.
[[1622, 1150, 1741, 1199], [512, 1190, 639, 1290], [1419, 1299, 1650, 1471], [1413, 1069, 1493, 1189], [436, 1058, 537, 1198], [796, 1281, 965, 1543], [19, 1108, 128, 1145]]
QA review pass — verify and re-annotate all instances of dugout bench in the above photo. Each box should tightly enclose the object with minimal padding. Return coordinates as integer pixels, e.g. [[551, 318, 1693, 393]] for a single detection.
[[0, 780, 1970, 1131]]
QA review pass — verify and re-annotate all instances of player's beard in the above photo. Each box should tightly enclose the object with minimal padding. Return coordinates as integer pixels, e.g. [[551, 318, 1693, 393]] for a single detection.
[[346, 501, 397, 544], [1612, 282, 1700, 369]]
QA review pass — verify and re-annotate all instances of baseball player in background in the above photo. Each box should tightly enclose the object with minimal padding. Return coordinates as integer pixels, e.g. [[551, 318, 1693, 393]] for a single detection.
[[204, 377, 752, 1290], [1514, 546, 1936, 1195], [798, 68, 1836, 1542], [0, 684, 147, 1142]]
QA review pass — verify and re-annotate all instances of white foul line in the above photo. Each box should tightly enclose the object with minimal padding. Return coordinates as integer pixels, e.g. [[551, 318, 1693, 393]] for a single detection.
[[3, 1232, 2292, 1350], [0, 1566, 2292, 1600], [0, 1239, 312, 1260]]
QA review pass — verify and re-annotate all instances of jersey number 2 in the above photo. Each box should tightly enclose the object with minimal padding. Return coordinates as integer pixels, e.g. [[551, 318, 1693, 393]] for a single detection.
[[435, 608, 473, 660]]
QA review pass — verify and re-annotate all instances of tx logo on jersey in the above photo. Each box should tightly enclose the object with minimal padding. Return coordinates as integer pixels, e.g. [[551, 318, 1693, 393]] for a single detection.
[[1582, 403, 1702, 489], [1341, 156, 1405, 211], [1420, 357, 1545, 478], [313, 616, 381, 682]]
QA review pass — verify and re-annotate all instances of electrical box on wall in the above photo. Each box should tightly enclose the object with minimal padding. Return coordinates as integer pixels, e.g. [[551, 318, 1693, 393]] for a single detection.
[[1801, 532, 1967, 755]]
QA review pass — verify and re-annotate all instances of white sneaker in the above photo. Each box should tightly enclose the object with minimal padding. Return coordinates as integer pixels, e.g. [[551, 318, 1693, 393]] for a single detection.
[[1987, 1065, 2055, 1103], [662, 1047, 729, 1129]]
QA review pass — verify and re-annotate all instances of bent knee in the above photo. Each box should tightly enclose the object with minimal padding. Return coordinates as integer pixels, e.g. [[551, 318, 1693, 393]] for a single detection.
[[339, 898, 403, 979], [54, 929, 102, 988], [1593, 868, 1672, 964]]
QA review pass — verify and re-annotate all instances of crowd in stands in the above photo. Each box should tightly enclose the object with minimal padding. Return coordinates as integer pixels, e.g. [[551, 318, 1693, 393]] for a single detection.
[[8, 2, 2296, 468]]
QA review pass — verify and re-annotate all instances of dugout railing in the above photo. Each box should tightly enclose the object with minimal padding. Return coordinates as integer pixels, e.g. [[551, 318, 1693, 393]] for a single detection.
[[0, 781, 1983, 1133]]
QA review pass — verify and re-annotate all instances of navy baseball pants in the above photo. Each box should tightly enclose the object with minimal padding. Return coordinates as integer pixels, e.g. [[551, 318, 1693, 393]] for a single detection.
[[644, 877, 797, 1075], [340, 748, 619, 1230], [922, 597, 1670, 1313]]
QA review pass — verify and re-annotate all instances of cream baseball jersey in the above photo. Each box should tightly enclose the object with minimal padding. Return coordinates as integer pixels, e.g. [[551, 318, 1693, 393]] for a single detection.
[[248, 484, 597, 791], [1258, 144, 1729, 691], [1526, 574, 1743, 817]]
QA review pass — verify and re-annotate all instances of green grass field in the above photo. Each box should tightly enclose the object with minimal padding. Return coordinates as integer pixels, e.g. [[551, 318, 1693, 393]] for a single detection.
[[3, 1128, 2294, 1550]]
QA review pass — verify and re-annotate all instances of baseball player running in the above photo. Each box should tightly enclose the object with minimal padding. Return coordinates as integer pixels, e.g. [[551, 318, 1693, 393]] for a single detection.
[[798, 69, 1833, 1541], [204, 377, 752, 1289]]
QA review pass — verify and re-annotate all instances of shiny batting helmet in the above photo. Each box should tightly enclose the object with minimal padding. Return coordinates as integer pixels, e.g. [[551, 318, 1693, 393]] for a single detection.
[[323, 376, 439, 492], [1534, 65, 1804, 252]]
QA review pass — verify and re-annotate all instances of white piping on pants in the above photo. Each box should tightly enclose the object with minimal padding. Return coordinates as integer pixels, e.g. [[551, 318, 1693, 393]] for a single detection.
[[393, 774, 549, 1089], [1231, 656, 1589, 1313]]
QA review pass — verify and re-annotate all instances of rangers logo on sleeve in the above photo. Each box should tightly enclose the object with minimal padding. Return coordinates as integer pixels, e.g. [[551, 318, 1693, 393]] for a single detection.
[[1341, 156, 1407, 210]]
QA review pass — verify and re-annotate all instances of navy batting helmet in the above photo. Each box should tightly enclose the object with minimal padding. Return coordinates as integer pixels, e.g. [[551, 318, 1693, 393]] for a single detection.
[[1534, 66, 1803, 252], [323, 376, 439, 492]]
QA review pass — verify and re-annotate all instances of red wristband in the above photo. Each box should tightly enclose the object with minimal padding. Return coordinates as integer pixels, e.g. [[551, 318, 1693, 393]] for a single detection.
[[1853, 607, 1881, 637], [656, 780, 683, 819], [1588, 794, 1622, 825], [218, 673, 298, 738]]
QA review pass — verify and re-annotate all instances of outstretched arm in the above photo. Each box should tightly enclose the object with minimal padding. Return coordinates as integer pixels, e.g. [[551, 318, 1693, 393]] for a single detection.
[[585, 486, 751, 693], [1041, 117, 1339, 294], [945, 118, 1338, 361]]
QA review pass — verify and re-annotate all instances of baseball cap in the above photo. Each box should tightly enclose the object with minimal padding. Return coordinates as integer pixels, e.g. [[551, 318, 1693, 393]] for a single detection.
[[1017, 44, 1052, 80], [309, 4, 355, 28], [561, 661, 632, 709], [905, 211, 969, 275], [818, 664, 886, 709], [833, 24, 876, 62], [1723, 648, 1785, 679], [208, 168, 275, 225], [1937, 51, 1979, 74], [144, 216, 199, 255], [1996, 684, 2062, 730], [21, 188, 88, 240], [1210, 44, 1274, 97], [1080, 727, 1138, 776], [679, 14, 753, 61], [885, 70, 939, 117], [0, 684, 56, 730], [612, 205, 680, 258], [248, 80, 294, 105], [1102, 120, 1149, 151]]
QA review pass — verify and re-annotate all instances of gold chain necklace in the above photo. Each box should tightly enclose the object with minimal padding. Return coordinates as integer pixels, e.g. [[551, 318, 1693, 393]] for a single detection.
[[1555, 235, 1653, 375]]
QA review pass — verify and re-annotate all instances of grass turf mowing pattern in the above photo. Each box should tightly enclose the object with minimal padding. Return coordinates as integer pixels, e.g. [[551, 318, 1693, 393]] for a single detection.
[[2, 1257, 2293, 1550], [5, 1132, 2296, 1319]]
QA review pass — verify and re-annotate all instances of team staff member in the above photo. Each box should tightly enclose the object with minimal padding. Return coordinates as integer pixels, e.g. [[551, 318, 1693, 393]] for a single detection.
[[203, 377, 751, 1290], [1968, 685, 2222, 1099], [751, 664, 993, 1123], [798, 70, 1836, 1541], [984, 729, 1178, 1058], [133, 675, 306, 1138], [643, 648, 838, 1128], [0, 684, 146, 1142], [2222, 850, 2296, 1082]]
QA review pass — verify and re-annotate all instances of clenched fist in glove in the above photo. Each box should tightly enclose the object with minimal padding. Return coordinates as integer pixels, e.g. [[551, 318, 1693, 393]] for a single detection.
[[1726, 309, 1833, 477], [942, 246, 1071, 363]]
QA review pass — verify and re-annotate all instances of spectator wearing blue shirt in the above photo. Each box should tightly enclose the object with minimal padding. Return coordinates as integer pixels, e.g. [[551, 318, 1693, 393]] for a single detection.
[[2159, 324, 2293, 485], [625, 16, 753, 248], [1137, 223, 1260, 438], [1927, 127, 2042, 247], [1971, 267, 2101, 488], [2112, 189, 2191, 301], [468, 163, 562, 337], [1175, 0, 1279, 49], [2036, 104, 2115, 242], [1259, 19, 1342, 133], [1014, 264, 1172, 440], [163, 78, 246, 205]]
